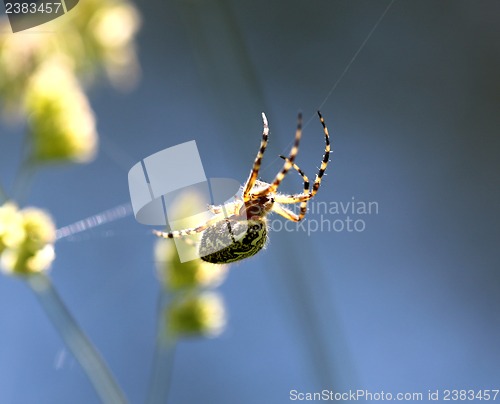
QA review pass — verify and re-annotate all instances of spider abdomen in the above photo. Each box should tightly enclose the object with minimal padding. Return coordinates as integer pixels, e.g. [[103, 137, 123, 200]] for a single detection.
[[199, 219, 268, 264]]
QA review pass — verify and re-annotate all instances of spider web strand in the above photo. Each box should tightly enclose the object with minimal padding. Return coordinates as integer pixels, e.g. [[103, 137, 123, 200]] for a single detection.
[[316, 0, 396, 113]]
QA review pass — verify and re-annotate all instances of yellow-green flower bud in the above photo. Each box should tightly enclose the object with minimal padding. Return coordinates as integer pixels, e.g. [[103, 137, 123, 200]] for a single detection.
[[89, 3, 141, 89], [24, 58, 98, 163], [0, 21, 51, 117], [155, 239, 227, 290], [154, 189, 228, 290], [167, 292, 226, 338], [1, 207, 56, 276]]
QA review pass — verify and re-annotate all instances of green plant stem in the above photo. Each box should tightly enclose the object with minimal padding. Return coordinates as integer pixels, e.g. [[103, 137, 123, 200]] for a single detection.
[[0, 181, 8, 203], [146, 292, 177, 404], [13, 157, 37, 206], [27, 274, 128, 404]]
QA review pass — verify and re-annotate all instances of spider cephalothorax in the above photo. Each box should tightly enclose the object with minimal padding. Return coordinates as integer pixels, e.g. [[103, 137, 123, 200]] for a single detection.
[[155, 111, 331, 264]]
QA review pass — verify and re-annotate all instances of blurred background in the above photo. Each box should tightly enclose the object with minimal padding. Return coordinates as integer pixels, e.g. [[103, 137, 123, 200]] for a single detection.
[[1, 0, 499, 403]]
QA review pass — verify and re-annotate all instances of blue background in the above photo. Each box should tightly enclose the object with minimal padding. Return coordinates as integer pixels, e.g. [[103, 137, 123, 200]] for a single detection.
[[1, 0, 499, 403]]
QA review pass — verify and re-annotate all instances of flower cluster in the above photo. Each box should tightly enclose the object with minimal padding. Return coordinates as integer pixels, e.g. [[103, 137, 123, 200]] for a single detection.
[[0, 0, 141, 163], [0, 203, 56, 276], [25, 58, 98, 163], [155, 191, 228, 338], [166, 292, 226, 338], [0, 2, 146, 401]]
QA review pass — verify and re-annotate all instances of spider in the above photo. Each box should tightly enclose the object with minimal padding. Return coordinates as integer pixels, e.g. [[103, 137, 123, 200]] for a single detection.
[[154, 111, 331, 264]]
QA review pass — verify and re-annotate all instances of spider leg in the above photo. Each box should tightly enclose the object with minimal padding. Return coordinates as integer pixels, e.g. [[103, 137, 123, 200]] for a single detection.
[[311, 111, 331, 197], [253, 112, 303, 197], [208, 200, 241, 216], [278, 155, 309, 221], [242, 113, 269, 200], [208, 205, 223, 214], [271, 111, 331, 203], [274, 194, 311, 203], [154, 212, 226, 239], [272, 202, 302, 222], [173, 236, 198, 247]]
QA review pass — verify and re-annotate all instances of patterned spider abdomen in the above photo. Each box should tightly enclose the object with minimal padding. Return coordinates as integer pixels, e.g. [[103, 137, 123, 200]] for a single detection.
[[199, 219, 268, 264]]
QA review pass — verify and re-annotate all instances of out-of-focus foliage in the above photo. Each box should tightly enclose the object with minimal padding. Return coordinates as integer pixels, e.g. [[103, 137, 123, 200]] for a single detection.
[[0, 0, 141, 163], [156, 239, 228, 290], [155, 190, 229, 291], [25, 57, 98, 163], [154, 190, 228, 339], [79, 0, 141, 88], [0, 1, 142, 400], [166, 292, 226, 338], [0, 0, 141, 104], [0, 203, 56, 276]]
